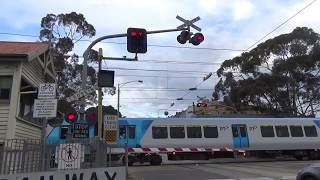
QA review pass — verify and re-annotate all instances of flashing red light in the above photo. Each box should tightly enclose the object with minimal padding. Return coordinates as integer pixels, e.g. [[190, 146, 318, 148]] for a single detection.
[[68, 113, 76, 121], [131, 32, 137, 37], [195, 34, 204, 41]]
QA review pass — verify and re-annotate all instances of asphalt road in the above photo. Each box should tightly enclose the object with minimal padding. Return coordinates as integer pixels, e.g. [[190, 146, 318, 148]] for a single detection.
[[128, 160, 320, 180]]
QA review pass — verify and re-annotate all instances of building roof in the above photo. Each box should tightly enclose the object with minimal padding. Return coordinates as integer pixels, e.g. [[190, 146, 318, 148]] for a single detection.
[[0, 41, 48, 61]]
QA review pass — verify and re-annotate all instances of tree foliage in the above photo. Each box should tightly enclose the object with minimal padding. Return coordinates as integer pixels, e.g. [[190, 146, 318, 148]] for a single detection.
[[214, 27, 320, 117], [39, 12, 97, 112]]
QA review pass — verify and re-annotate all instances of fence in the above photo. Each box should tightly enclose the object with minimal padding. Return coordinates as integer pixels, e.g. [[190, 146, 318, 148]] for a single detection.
[[0, 138, 124, 175]]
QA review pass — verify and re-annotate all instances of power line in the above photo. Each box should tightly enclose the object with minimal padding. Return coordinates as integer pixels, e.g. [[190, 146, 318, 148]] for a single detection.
[[246, 0, 317, 51], [112, 59, 223, 66], [108, 67, 212, 74], [0, 32, 245, 52], [116, 74, 204, 79]]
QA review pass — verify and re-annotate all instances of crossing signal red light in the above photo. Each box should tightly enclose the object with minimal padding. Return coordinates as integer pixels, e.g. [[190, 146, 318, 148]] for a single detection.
[[66, 112, 78, 124], [177, 31, 190, 44], [127, 28, 147, 53], [190, 33, 204, 46], [86, 112, 97, 126]]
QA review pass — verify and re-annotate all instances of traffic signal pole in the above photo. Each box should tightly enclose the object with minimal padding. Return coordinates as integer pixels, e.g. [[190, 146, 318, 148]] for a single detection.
[[81, 27, 188, 138]]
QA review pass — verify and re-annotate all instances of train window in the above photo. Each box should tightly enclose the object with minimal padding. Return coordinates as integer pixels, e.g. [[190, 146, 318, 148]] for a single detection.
[[304, 126, 318, 137], [239, 126, 247, 137], [290, 126, 303, 137], [187, 126, 202, 138], [152, 126, 168, 139], [203, 126, 218, 138], [128, 126, 136, 139], [170, 126, 185, 138], [260, 126, 275, 137], [275, 126, 289, 137], [232, 126, 239, 137]]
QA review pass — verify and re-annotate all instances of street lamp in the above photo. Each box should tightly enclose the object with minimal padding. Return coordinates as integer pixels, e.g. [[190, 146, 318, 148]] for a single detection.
[[117, 80, 143, 118]]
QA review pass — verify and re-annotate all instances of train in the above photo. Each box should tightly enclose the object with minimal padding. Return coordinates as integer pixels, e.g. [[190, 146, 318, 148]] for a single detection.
[[116, 117, 320, 165], [47, 117, 320, 166]]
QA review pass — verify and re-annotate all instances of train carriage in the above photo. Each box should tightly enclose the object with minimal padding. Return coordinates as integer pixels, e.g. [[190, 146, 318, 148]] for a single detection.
[[117, 117, 320, 165]]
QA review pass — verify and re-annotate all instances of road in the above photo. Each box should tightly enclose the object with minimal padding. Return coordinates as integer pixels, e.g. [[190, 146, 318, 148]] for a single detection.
[[128, 160, 319, 180]]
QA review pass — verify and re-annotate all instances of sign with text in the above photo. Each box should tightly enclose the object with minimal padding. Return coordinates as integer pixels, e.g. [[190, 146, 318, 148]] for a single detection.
[[104, 115, 118, 143], [0, 166, 125, 180], [73, 123, 89, 138], [58, 143, 81, 170], [104, 115, 118, 130], [33, 99, 57, 118], [38, 83, 56, 99]]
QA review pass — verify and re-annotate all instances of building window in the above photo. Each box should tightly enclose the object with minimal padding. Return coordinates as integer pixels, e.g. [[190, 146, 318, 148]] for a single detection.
[[152, 126, 168, 139], [187, 126, 202, 138], [203, 126, 218, 138], [290, 126, 303, 137], [0, 76, 12, 103], [260, 126, 275, 137], [170, 126, 185, 138], [304, 126, 318, 137], [275, 126, 289, 137]]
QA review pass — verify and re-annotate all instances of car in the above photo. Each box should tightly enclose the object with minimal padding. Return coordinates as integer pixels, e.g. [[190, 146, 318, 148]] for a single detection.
[[296, 163, 320, 180]]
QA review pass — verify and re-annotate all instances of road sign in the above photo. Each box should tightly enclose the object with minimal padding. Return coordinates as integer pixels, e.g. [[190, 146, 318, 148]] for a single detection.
[[73, 123, 89, 138], [104, 115, 118, 130], [33, 99, 57, 118], [38, 83, 56, 99], [104, 115, 118, 143], [176, 15, 201, 32], [58, 143, 81, 170]]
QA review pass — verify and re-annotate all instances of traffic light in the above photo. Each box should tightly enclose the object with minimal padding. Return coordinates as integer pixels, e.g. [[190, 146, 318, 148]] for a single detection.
[[127, 28, 147, 53], [190, 33, 204, 46], [65, 111, 78, 124], [177, 31, 204, 46], [177, 31, 190, 44], [86, 112, 97, 126]]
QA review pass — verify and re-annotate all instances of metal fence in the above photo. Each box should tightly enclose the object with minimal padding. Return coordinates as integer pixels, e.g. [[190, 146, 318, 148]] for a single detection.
[[0, 138, 124, 175]]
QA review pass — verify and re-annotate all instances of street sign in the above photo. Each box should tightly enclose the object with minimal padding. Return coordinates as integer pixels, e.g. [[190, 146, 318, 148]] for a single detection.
[[73, 123, 89, 138], [176, 15, 201, 32], [38, 83, 56, 99], [104, 115, 118, 130], [33, 99, 57, 118], [57, 143, 82, 170], [104, 115, 118, 143]]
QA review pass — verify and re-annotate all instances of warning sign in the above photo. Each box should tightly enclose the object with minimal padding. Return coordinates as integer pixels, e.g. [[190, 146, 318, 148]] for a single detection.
[[104, 115, 118, 130], [58, 143, 81, 170], [38, 83, 56, 99], [33, 99, 57, 118]]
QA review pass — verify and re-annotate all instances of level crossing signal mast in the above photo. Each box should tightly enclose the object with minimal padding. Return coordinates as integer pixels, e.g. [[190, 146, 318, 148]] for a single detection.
[[127, 28, 147, 53]]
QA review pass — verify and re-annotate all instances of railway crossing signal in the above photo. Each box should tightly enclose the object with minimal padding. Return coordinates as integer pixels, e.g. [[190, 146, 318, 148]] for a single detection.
[[176, 16, 204, 46], [127, 28, 147, 53], [66, 111, 78, 124]]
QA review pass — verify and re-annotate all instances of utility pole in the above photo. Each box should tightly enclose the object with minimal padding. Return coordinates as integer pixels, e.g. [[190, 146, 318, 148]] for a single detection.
[[98, 48, 103, 138]]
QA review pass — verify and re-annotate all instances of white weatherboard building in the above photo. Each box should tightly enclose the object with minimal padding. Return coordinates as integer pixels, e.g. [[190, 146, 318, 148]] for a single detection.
[[0, 41, 56, 141]]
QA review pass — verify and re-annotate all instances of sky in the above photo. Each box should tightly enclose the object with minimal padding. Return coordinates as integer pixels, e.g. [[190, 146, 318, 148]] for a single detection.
[[1, 0, 320, 118]]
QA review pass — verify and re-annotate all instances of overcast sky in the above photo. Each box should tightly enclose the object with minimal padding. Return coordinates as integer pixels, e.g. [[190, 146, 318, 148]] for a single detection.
[[1, 0, 320, 117]]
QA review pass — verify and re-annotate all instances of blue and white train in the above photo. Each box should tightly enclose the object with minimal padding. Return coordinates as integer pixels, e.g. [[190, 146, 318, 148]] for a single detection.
[[116, 117, 320, 165]]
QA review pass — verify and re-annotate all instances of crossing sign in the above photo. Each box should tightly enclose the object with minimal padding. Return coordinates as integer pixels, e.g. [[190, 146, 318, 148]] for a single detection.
[[57, 143, 82, 170], [176, 15, 201, 32]]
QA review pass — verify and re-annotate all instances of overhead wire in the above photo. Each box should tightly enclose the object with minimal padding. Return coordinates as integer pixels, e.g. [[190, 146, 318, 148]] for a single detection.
[[245, 0, 317, 51]]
